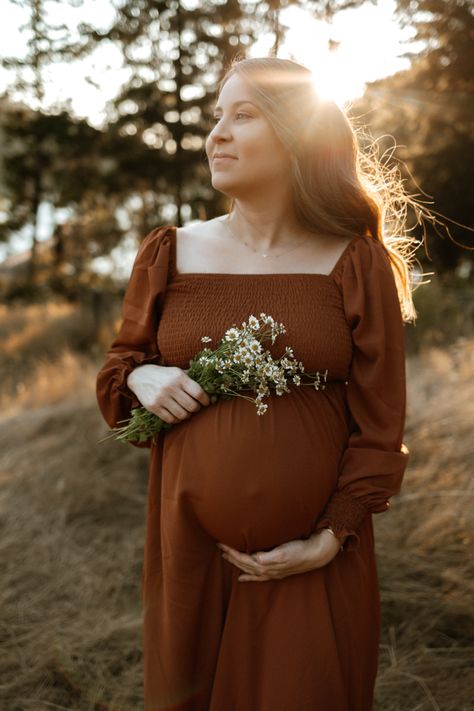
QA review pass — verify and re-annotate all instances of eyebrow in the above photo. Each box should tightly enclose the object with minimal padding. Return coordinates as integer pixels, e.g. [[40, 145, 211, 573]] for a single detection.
[[213, 100, 258, 111]]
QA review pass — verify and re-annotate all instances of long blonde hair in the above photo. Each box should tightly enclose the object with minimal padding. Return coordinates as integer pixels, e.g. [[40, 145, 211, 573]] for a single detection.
[[216, 56, 422, 322]]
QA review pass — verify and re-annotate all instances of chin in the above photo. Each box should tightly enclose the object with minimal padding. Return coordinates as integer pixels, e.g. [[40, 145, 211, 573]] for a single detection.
[[210, 177, 238, 193]]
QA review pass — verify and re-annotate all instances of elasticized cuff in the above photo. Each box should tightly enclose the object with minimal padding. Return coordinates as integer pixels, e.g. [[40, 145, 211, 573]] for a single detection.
[[313, 490, 370, 552]]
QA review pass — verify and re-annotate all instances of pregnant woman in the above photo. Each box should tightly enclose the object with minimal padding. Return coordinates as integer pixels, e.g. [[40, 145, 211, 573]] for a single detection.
[[96, 57, 414, 711]]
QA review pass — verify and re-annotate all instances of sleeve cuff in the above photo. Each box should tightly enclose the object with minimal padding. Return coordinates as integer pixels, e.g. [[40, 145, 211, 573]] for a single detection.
[[313, 490, 371, 552], [109, 354, 163, 448]]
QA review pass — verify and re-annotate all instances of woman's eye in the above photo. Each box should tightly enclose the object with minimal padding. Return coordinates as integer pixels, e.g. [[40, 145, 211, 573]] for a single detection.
[[211, 112, 250, 124]]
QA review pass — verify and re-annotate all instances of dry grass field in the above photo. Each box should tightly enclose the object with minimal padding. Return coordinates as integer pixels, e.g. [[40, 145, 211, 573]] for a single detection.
[[0, 299, 472, 711]]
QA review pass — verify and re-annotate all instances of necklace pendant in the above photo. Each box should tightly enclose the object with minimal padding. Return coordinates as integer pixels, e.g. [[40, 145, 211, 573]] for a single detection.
[[262, 253, 268, 258]]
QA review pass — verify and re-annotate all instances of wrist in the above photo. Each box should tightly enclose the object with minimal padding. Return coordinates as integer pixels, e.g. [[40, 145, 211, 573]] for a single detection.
[[126, 369, 138, 392], [126, 364, 154, 391], [307, 528, 343, 565], [322, 526, 346, 552]]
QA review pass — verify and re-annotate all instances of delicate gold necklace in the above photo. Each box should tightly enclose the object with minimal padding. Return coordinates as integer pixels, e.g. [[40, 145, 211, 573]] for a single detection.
[[221, 213, 313, 259]]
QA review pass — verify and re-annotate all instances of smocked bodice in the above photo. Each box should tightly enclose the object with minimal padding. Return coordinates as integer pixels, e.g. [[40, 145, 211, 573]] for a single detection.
[[156, 227, 355, 380]]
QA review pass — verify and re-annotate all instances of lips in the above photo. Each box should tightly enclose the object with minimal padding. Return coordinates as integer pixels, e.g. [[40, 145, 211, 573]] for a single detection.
[[213, 154, 237, 160]]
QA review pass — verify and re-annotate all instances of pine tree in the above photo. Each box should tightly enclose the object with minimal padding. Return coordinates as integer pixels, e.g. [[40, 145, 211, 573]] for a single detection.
[[350, 0, 474, 274], [0, 0, 82, 286]]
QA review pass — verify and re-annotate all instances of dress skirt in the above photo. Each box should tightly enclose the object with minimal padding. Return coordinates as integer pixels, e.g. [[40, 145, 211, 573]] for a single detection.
[[142, 384, 381, 711]]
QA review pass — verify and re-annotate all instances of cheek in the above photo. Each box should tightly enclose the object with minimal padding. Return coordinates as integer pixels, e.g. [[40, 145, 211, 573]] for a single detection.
[[267, 133, 291, 165], [243, 140, 289, 176], [242, 127, 288, 163]]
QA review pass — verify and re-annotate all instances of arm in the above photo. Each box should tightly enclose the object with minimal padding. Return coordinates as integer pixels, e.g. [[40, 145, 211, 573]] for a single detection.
[[95, 226, 172, 448], [313, 236, 410, 551]]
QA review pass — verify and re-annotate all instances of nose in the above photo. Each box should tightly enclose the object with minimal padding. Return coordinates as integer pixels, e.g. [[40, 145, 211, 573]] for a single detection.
[[208, 117, 233, 145], [207, 132, 231, 163]]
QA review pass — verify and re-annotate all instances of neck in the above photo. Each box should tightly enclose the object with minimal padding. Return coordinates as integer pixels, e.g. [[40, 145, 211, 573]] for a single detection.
[[228, 203, 308, 251]]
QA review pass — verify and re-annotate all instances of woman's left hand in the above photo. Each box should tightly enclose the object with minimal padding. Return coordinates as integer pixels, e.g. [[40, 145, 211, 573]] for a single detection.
[[217, 529, 342, 582]]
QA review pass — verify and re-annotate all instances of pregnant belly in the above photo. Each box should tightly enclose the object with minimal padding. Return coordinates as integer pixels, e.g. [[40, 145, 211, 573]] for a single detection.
[[161, 384, 349, 553]]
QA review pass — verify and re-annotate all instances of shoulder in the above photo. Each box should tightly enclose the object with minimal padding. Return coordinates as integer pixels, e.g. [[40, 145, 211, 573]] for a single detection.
[[347, 233, 390, 258], [175, 217, 223, 241], [337, 235, 403, 321], [143, 218, 222, 251], [124, 226, 175, 324], [339, 234, 392, 279], [334, 235, 399, 312], [133, 224, 175, 269], [133, 218, 222, 271]]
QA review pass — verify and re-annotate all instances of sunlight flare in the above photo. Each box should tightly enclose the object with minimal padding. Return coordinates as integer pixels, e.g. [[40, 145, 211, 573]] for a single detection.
[[273, 0, 414, 107]]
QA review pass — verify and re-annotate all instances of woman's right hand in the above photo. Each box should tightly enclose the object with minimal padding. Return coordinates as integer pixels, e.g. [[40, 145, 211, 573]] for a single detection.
[[127, 364, 211, 424]]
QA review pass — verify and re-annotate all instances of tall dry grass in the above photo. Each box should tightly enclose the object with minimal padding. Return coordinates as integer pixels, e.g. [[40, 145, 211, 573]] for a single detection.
[[374, 338, 473, 710], [0, 299, 119, 417], [0, 298, 472, 710]]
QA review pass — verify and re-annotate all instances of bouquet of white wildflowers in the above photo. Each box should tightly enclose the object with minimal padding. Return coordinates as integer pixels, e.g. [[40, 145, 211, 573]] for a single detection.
[[100, 312, 328, 444]]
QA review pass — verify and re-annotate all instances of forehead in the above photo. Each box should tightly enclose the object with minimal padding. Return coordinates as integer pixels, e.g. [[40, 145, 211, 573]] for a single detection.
[[214, 74, 257, 110]]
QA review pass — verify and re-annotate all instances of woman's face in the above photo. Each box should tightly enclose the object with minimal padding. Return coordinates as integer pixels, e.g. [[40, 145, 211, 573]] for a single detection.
[[205, 73, 293, 201]]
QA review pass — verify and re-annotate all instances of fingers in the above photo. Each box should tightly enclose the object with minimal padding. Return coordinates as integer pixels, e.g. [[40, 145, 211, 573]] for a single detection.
[[128, 365, 210, 421], [217, 539, 329, 581], [182, 376, 211, 407], [151, 400, 190, 424], [221, 552, 272, 579], [174, 389, 204, 415], [162, 389, 206, 422], [221, 551, 266, 576], [219, 545, 298, 577], [149, 372, 210, 423]]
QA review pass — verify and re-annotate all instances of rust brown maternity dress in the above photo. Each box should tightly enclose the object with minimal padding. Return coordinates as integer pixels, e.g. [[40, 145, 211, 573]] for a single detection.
[[96, 224, 410, 711]]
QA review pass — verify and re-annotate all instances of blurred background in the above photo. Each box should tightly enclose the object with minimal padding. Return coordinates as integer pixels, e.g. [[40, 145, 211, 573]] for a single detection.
[[0, 1, 472, 709]]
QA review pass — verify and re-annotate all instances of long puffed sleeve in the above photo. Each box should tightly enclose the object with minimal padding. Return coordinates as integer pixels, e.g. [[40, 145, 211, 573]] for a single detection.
[[96, 226, 172, 448], [314, 235, 410, 551]]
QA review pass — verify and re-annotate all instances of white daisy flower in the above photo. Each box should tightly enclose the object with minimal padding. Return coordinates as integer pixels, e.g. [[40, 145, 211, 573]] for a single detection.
[[248, 315, 260, 330], [224, 327, 240, 342], [259, 313, 274, 325], [248, 339, 263, 354]]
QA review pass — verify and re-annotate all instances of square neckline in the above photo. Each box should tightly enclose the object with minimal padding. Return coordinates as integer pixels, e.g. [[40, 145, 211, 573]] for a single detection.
[[166, 225, 361, 280]]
